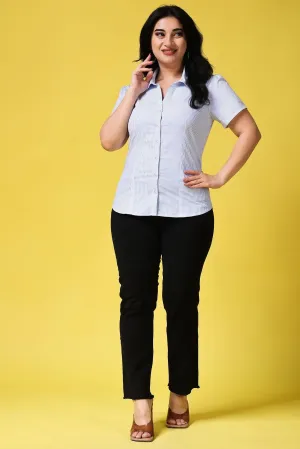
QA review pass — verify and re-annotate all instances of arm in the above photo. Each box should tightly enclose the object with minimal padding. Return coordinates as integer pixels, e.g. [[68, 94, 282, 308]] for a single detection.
[[217, 108, 262, 185], [100, 54, 155, 151], [183, 109, 262, 188], [99, 87, 139, 152]]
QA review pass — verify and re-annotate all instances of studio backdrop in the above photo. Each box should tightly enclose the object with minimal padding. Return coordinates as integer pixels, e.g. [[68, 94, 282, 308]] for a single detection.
[[1, 0, 299, 412]]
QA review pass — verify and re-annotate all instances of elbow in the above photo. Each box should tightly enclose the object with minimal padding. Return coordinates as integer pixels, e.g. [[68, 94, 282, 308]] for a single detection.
[[100, 139, 114, 151], [99, 123, 128, 151], [256, 128, 262, 140], [99, 131, 127, 151], [253, 122, 262, 140], [99, 129, 118, 151], [256, 131, 262, 144], [248, 126, 262, 143], [99, 128, 109, 151], [250, 128, 262, 148], [100, 137, 123, 152]]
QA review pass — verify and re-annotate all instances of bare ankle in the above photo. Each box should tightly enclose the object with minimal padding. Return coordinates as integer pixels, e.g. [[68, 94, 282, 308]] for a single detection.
[[133, 398, 152, 404], [133, 399, 152, 411]]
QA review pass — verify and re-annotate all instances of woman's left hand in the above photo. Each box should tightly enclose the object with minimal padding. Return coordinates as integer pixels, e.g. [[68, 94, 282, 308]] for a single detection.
[[183, 170, 224, 189]]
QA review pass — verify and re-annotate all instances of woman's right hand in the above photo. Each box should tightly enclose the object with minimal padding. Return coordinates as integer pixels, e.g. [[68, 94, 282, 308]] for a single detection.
[[130, 54, 154, 97]]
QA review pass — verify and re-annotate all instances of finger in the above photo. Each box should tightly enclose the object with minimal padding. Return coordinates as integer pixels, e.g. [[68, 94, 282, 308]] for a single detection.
[[133, 68, 154, 79], [140, 54, 151, 64], [184, 170, 201, 174], [184, 178, 202, 186], [140, 61, 154, 68], [135, 67, 154, 74], [190, 182, 208, 188], [183, 175, 201, 181], [184, 177, 206, 185], [187, 184, 203, 188], [145, 70, 154, 81], [140, 56, 154, 66]]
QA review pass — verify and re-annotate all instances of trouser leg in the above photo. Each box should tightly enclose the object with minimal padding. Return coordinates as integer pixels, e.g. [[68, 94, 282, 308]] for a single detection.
[[161, 209, 214, 395], [110, 209, 161, 399]]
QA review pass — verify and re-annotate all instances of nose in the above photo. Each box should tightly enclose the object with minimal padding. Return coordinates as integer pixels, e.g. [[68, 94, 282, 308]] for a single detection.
[[164, 34, 173, 47]]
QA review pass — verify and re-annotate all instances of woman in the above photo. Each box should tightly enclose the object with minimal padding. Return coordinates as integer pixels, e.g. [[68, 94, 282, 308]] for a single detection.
[[100, 5, 261, 443]]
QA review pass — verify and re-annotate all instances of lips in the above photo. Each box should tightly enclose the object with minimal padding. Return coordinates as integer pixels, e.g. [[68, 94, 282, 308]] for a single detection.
[[162, 49, 177, 55]]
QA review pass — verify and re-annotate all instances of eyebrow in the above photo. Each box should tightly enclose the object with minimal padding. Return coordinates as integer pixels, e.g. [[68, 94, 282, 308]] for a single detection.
[[154, 28, 183, 32]]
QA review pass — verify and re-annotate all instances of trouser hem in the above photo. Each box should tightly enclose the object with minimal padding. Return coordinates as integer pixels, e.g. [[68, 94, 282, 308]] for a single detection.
[[168, 385, 200, 396], [123, 394, 154, 400]]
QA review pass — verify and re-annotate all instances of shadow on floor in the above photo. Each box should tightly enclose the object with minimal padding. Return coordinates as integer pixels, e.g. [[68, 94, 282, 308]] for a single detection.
[[153, 392, 300, 436]]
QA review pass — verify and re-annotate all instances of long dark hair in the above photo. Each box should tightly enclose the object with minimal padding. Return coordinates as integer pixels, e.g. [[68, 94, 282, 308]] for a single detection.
[[134, 5, 214, 110]]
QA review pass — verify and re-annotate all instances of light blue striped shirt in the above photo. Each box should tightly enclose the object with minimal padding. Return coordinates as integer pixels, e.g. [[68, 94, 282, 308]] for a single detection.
[[110, 67, 247, 217]]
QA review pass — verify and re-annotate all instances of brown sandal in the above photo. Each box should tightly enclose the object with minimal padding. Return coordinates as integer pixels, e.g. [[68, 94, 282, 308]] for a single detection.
[[166, 405, 190, 428], [130, 402, 154, 442]]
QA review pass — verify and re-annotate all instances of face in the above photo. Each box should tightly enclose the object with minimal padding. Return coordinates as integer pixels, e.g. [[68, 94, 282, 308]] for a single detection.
[[151, 16, 187, 67]]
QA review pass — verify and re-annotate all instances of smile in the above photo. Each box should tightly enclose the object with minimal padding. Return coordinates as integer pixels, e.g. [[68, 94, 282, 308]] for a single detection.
[[162, 49, 177, 55]]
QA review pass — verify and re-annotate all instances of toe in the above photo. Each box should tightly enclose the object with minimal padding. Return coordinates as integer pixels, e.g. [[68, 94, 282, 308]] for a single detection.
[[142, 432, 151, 438], [168, 418, 176, 425], [176, 418, 186, 425]]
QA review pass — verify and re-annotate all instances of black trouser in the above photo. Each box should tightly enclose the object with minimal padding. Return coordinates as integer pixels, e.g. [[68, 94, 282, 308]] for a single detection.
[[110, 207, 214, 399]]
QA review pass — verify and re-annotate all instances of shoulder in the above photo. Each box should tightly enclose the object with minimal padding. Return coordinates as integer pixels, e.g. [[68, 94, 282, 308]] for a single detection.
[[114, 84, 131, 98], [206, 74, 226, 90], [111, 85, 131, 113], [119, 85, 130, 94]]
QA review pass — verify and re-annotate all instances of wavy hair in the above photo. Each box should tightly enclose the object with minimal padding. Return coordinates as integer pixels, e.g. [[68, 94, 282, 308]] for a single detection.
[[133, 4, 215, 109]]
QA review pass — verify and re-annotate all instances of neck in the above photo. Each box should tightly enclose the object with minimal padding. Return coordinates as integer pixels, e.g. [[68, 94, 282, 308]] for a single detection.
[[156, 64, 184, 82]]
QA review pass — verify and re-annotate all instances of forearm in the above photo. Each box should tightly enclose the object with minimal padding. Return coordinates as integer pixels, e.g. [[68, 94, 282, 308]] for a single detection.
[[100, 87, 139, 151], [217, 128, 262, 185]]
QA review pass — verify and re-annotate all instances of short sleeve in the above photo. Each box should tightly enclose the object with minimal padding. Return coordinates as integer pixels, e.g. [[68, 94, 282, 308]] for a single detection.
[[111, 85, 130, 114], [207, 74, 247, 128]]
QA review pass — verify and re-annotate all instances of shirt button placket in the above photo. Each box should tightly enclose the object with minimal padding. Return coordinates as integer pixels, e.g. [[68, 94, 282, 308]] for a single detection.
[[155, 96, 163, 215]]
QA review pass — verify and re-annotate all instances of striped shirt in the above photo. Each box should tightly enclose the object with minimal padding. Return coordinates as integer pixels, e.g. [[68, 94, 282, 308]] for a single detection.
[[110, 67, 247, 217]]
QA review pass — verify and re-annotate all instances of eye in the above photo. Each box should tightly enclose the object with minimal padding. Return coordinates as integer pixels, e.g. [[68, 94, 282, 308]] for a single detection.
[[154, 31, 183, 38]]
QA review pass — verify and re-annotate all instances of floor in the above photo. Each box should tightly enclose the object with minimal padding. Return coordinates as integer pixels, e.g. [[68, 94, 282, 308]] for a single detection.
[[1, 395, 299, 449]]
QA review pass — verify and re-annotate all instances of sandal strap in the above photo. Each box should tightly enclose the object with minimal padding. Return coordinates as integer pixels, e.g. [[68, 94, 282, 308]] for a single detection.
[[131, 421, 153, 435], [131, 404, 154, 435], [131, 419, 154, 434], [167, 406, 189, 422]]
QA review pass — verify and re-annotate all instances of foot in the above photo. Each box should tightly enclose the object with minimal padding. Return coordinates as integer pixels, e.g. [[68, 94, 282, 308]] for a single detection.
[[167, 392, 188, 426], [131, 398, 153, 439]]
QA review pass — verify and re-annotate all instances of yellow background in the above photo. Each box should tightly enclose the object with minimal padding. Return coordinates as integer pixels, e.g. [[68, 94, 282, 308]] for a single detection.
[[1, 0, 300, 447]]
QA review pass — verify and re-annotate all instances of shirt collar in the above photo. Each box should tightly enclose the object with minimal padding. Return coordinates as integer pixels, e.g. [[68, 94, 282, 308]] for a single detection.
[[149, 66, 187, 87]]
